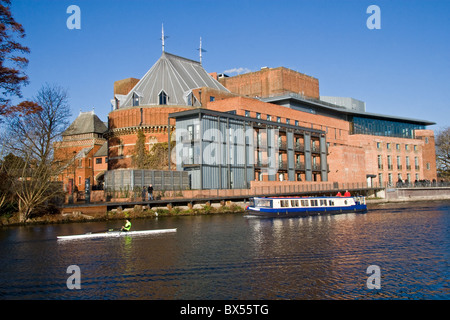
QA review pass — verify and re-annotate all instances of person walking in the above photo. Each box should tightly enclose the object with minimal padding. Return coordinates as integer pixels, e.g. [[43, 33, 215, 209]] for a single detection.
[[148, 184, 154, 201]]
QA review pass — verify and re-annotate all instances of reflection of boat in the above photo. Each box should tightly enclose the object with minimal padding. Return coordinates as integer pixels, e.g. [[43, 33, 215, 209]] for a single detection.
[[246, 196, 367, 218], [57, 228, 177, 241]]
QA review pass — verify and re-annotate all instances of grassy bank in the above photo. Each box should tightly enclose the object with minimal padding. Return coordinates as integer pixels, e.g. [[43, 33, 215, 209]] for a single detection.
[[0, 203, 246, 227]]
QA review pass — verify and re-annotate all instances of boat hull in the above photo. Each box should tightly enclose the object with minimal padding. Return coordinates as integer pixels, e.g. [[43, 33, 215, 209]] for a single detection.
[[57, 228, 177, 240], [246, 205, 367, 218]]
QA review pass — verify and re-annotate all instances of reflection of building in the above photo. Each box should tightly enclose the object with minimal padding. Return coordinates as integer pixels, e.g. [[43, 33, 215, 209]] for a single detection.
[[56, 48, 437, 192]]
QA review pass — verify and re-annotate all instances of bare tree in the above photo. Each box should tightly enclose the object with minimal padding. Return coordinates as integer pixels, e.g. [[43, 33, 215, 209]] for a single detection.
[[4, 83, 71, 167], [1, 83, 70, 222], [436, 126, 450, 180], [2, 152, 62, 222]]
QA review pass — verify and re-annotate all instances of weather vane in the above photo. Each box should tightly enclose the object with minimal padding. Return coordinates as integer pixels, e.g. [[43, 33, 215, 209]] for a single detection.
[[161, 23, 169, 52], [197, 37, 207, 64]]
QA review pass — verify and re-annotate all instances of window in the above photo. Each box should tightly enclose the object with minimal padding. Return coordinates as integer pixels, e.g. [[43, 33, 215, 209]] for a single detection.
[[286, 118, 290, 124], [277, 117, 281, 123], [96, 158, 102, 164], [78, 176, 81, 185], [118, 140, 124, 156], [78, 159, 82, 167], [405, 144, 409, 151], [132, 92, 139, 106], [396, 143, 400, 151], [426, 163, 430, 170], [295, 120, 299, 126], [256, 112, 261, 119], [291, 200, 299, 207], [301, 200, 309, 207], [159, 91, 168, 105], [280, 200, 289, 207], [387, 143, 391, 150], [377, 155, 383, 169], [267, 115, 271, 121], [377, 142, 381, 149], [425, 137, 429, 144], [245, 110, 250, 117], [397, 156, 402, 169], [209, 96, 215, 102], [350, 116, 425, 138], [187, 125, 194, 140]]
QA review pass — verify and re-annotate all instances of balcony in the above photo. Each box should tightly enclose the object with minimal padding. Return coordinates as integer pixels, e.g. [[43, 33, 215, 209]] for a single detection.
[[294, 162, 305, 171], [294, 143, 305, 152]]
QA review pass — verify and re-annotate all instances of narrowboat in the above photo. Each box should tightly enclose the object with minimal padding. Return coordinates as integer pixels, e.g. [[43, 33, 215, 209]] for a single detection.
[[245, 196, 367, 218]]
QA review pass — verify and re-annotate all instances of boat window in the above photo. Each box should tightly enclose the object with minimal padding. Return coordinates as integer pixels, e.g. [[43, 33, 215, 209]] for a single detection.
[[344, 200, 348, 205], [301, 200, 309, 207], [329, 200, 334, 206], [320, 199, 327, 206], [310, 200, 318, 207], [291, 200, 299, 207], [255, 199, 272, 207], [280, 200, 289, 207]]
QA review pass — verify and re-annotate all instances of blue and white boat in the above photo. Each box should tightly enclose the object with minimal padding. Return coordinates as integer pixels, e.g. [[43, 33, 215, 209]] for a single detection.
[[246, 196, 367, 218]]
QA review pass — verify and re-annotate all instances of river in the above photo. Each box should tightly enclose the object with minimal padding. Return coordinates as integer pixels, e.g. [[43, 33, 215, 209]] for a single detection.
[[0, 200, 449, 300]]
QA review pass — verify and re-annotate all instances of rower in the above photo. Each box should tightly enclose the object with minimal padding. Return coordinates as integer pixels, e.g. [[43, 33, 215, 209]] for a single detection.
[[121, 219, 131, 232]]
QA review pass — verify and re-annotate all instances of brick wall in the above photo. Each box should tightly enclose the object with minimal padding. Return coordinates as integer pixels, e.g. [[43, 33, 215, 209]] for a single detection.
[[218, 67, 320, 99], [415, 129, 438, 181]]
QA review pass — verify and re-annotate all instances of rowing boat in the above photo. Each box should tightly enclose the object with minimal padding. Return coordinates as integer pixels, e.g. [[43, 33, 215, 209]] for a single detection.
[[57, 228, 177, 240]]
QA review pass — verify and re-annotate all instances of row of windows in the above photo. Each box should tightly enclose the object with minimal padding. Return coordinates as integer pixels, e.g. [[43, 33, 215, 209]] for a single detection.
[[131, 91, 216, 107], [377, 155, 420, 170], [378, 173, 422, 185], [132, 91, 168, 107], [351, 116, 425, 139], [376, 142, 419, 151], [279, 198, 336, 208], [244, 110, 342, 139], [76, 157, 105, 167]]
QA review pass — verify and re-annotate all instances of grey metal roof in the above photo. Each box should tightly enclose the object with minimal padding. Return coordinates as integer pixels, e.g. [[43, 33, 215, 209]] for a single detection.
[[119, 52, 230, 108], [63, 111, 108, 136], [261, 93, 435, 126]]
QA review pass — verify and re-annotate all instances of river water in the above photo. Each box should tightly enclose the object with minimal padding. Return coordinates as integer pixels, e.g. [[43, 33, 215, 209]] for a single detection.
[[0, 200, 449, 300]]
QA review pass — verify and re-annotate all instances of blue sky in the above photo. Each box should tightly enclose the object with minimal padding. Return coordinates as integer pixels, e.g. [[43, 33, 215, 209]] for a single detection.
[[9, 0, 450, 131]]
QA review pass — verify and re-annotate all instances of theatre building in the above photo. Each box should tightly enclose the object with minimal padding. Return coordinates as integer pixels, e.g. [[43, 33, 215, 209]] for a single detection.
[[56, 49, 437, 192]]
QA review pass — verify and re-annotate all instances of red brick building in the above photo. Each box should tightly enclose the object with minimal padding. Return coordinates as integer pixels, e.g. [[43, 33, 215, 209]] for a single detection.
[[54, 110, 107, 192], [55, 50, 437, 191]]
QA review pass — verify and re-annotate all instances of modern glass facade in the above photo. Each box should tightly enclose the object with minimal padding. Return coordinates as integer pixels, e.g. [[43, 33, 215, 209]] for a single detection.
[[350, 116, 425, 139], [170, 108, 328, 189]]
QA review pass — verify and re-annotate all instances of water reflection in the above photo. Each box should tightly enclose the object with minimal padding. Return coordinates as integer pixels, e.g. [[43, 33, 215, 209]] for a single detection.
[[0, 201, 449, 299]]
